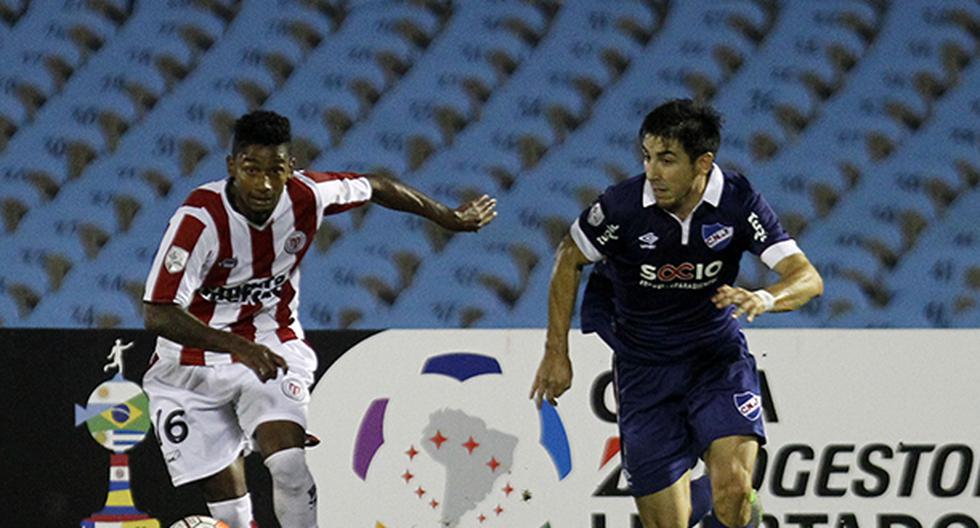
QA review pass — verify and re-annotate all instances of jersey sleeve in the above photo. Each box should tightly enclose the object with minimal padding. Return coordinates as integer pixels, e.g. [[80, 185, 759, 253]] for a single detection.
[[569, 191, 621, 262], [744, 190, 802, 269], [302, 170, 373, 216], [143, 207, 216, 306]]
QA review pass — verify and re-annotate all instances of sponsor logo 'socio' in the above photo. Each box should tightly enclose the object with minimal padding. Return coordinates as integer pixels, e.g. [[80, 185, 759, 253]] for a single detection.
[[639, 260, 723, 282]]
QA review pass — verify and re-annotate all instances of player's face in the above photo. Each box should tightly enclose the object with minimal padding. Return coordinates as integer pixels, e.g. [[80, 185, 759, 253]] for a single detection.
[[227, 143, 293, 217], [641, 135, 711, 214]]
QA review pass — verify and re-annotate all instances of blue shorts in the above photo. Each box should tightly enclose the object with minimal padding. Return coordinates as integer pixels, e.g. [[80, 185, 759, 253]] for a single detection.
[[612, 334, 767, 496]]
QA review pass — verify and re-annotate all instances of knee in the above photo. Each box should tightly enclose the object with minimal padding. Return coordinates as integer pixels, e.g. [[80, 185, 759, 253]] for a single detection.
[[264, 447, 313, 494], [711, 468, 752, 527]]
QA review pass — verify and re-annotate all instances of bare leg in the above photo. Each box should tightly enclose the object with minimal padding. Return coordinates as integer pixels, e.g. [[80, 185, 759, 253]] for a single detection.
[[704, 436, 758, 527], [634, 470, 693, 528]]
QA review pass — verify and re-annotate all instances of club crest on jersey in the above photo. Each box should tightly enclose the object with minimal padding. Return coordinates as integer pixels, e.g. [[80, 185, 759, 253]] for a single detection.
[[285, 231, 307, 254], [587, 202, 605, 226], [281, 378, 307, 402], [702, 223, 734, 251], [733, 391, 762, 421], [638, 231, 658, 249], [164, 246, 189, 274]]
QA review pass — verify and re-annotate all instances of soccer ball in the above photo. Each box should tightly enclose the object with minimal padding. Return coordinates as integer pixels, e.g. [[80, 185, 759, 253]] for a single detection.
[[169, 516, 230, 528]]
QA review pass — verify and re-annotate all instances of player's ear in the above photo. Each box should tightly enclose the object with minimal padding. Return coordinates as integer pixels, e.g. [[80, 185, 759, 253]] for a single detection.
[[226, 154, 235, 178], [696, 152, 714, 175]]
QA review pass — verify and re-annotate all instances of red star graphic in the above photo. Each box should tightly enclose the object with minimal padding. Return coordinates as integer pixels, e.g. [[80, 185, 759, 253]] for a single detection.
[[502, 482, 514, 496], [401, 470, 414, 483], [486, 456, 501, 472], [429, 498, 439, 509], [415, 486, 426, 498], [462, 436, 480, 454], [405, 445, 419, 460], [478, 514, 487, 523], [494, 504, 504, 516], [429, 430, 448, 449]]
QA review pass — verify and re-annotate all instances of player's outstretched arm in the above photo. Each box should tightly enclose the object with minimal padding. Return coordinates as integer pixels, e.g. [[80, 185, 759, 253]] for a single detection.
[[530, 234, 592, 408], [366, 173, 496, 232], [143, 303, 287, 381], [712, 252, 824, 322]]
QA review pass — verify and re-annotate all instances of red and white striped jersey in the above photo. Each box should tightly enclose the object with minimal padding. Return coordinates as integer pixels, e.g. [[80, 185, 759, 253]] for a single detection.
[[144, 170, 371, 365]]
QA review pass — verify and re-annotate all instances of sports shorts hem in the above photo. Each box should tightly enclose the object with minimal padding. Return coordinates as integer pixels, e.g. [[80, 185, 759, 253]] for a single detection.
[[169, 439, 247, 487], [243, 412, 308, 439], [627, 457, 696, 497], [693, 430, 767, 461]]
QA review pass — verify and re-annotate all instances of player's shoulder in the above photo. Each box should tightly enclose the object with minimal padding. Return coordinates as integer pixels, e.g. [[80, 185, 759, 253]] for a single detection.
[[298, 169, 368, 184], [600, 173, 646, 209], [719, 168, 761, 205], [181, 180, 226, 209]]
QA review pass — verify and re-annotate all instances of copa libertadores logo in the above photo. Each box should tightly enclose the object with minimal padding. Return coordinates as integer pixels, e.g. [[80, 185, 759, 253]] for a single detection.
[[308, 331, 588, 527]]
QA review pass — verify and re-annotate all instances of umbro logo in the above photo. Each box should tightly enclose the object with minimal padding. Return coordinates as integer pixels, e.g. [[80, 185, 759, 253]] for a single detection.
[[638, 232, 658, 249]]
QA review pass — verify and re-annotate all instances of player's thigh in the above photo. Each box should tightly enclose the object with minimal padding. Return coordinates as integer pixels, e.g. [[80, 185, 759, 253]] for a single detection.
[[235, 338, 316, 440], [143, 362, 246, 487], [687, 344, 766, 459], [634, 470, 693, 528], [614, 355, 697, 498]]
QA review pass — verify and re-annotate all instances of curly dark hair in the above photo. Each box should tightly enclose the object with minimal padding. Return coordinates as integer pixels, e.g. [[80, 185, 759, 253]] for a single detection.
[[232, 110, 292, 153], [638, 99, 722, 161]]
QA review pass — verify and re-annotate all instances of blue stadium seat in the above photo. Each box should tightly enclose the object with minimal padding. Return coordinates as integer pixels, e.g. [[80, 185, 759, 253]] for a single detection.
[[298, 250, 392, 330], [24, 279, 143, 328], [388, 261, 512, 328], [1, 0, 978, 329]]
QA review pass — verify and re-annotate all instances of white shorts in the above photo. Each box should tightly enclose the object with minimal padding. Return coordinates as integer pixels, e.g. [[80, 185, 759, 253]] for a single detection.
[[142, 338, 317, 486]]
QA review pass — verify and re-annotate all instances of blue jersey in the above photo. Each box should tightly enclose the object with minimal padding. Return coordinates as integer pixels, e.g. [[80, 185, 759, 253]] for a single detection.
[[573, 165, 800, 362]]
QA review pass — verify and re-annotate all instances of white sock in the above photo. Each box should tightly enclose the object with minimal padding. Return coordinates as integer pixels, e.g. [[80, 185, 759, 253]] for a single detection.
[[264, 447, 318, 528], [207, 493, 254, 528]]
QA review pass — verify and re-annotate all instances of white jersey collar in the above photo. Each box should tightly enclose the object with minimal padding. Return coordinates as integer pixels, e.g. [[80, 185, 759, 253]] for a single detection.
[[643, 163, 724, 208]]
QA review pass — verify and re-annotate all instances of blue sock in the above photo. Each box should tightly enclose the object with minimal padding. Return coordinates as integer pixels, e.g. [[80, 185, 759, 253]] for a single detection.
[[689, 475, 712, 527]]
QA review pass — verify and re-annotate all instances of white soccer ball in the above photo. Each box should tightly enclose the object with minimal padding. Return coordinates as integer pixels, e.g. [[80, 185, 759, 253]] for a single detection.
[[168, 516, 230, 528]]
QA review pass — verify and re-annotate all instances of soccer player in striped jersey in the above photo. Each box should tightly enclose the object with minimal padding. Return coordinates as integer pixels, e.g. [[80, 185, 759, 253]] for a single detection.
[[529, 100, 823, 528], [142, 110, 496, 528]]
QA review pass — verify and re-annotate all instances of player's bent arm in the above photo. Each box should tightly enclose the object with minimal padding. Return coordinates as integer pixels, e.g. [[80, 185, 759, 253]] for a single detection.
[[544, 234, 593, 356], [765, 252, 824, 312], [143, 303, 285, 379], [365, 173, 495, 232]]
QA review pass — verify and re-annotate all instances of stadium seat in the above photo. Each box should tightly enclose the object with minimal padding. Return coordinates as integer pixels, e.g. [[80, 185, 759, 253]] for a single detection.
[[1, 0, 978, 329]]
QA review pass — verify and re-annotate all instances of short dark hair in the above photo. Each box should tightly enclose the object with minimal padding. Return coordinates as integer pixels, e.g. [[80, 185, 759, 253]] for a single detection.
[[638, 99, 722, 160], [232, 110, 291, 153]]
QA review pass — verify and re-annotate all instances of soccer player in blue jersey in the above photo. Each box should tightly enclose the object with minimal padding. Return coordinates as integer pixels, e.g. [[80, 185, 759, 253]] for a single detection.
[[530, 99, 823, 528]]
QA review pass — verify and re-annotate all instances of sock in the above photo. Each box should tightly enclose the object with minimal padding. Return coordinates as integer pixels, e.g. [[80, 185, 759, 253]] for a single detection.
[[207, 493, 254, 528], [689, 475, 713, 527], [264, 448, 318, 528]]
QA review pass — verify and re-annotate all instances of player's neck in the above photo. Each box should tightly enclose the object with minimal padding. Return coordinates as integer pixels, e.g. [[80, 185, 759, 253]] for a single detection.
[[668, 174, 707, 220]]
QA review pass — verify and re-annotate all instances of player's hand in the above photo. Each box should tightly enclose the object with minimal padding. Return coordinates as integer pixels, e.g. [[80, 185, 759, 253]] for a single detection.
[[529, 350, 572, 409], [445, 194, 497, 232], [712, 285, 769, 323], [237, 342, 289, 382]]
